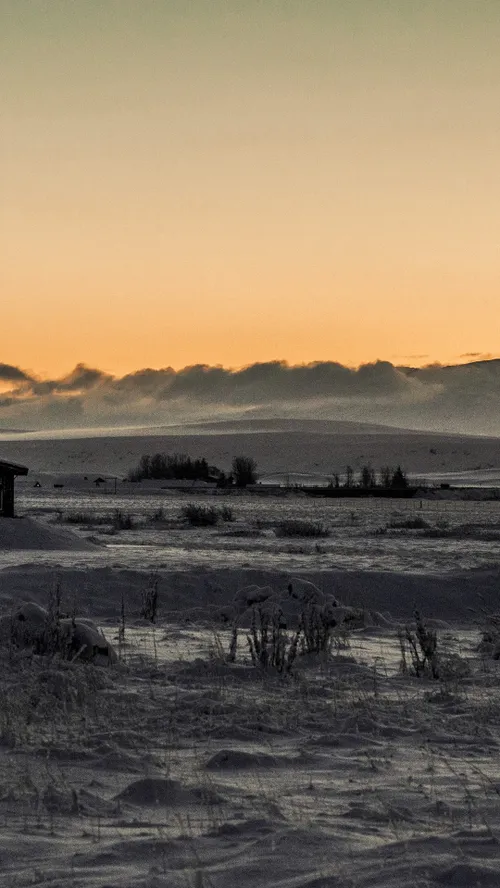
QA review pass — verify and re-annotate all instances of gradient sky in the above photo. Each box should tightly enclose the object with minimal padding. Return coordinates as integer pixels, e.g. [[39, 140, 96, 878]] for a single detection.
[[2, 0, 499, 378]]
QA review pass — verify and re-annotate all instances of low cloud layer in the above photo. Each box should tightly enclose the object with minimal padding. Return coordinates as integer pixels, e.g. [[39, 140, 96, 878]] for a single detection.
[[0, 363, 32, 383], [0, 358, 499, 436]]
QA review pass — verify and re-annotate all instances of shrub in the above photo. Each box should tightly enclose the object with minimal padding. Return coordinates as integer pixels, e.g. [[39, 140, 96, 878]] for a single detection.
[[220, 583, 342, 672], [58, 511, 135, 528], [140, 577, 159, 623], [242, 603, 300, 673], [112, 510, 135, 530], [298, 598, 339, 655], [180, 504, 236, 526], [398, 610, 440, 679], [388, 516, 429, 530], [275, 519, 329, 538], [4, 586, 116, 664], [181, 504, 219, 526], [149, 507, 166, 523], [62, 512, 109, 526]]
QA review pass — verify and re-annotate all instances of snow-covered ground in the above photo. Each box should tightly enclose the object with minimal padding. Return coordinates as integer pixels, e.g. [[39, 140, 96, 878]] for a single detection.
[[2, 427, 500, 886], [2, 418, 500, 481], [5, 483, 500, 575]]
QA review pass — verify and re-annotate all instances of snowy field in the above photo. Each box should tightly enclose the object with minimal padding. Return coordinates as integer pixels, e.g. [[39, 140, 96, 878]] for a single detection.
[[2, 428, 500, 886], [6, 482, 500, 575]]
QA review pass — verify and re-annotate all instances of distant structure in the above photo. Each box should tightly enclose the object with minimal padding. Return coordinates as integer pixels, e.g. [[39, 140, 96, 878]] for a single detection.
[[0, 459, 29, 517]]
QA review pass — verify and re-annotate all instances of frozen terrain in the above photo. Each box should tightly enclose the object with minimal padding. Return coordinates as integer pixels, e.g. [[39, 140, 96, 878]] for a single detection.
[[2, 418, 500, 482], [1, 424, 500, 886]]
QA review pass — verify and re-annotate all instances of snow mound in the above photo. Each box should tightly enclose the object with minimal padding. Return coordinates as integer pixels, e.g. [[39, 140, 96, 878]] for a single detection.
[[221, 579, 341, 626], [116, 777, 188, 806], [115, 777, 222, 807], [205, 748, 280, 770], [0, 600, 116, 662], [0, 517, 96, 551]]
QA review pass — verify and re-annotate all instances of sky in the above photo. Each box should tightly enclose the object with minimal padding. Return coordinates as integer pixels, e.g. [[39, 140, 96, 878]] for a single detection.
[[2, 0, 500, 382]]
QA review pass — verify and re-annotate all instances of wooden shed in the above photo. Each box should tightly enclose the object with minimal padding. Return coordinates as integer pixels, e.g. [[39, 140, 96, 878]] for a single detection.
[[0, 459, 29, 517]]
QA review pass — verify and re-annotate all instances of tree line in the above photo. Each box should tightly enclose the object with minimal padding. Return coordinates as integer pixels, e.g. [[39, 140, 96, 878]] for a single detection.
[[127, 453, 257, 488], [128, 453, 409, 490], [330, 465, 409, 490]]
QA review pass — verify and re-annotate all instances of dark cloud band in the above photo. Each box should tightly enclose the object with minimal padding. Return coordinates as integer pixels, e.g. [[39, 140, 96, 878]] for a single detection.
[[0, 363, 32, 382], [1, 358, 500, 435]]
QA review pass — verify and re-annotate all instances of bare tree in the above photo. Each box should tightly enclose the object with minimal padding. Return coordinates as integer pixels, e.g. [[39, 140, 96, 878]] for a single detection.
[[360, 465, 376, 488], [380, 466, 392, 488], [232, 455, 257, 488], [391, 465, 408, 489]]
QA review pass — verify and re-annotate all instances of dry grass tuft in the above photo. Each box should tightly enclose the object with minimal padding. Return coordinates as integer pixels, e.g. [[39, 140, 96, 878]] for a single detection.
[[275, 519, 330, 538]]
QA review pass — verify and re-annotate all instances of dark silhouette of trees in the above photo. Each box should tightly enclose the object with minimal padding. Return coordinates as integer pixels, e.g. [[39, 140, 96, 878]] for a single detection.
[[360, 465, 376, 488], [128, 451, 408, 492], [331, 464, 410, 490], [128, 453, 221, 483], [232, 455, 257, 488], [128, 452, 258, 486], [215, 470, 232, 488], [390, 465, 409, 489], [344, 466, 354, 488], [380, 466, 392, 488]]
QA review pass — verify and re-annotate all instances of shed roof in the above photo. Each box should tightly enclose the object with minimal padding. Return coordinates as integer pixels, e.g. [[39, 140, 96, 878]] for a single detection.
[[0, 459, 29, 476]]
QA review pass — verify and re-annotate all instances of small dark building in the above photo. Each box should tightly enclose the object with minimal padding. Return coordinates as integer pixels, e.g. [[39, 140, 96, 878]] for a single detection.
[[0, 459, 29, 517]]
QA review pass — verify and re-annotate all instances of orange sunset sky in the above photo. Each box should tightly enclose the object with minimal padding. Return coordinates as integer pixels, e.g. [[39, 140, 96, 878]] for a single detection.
[[2, 1, 499, 379]]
